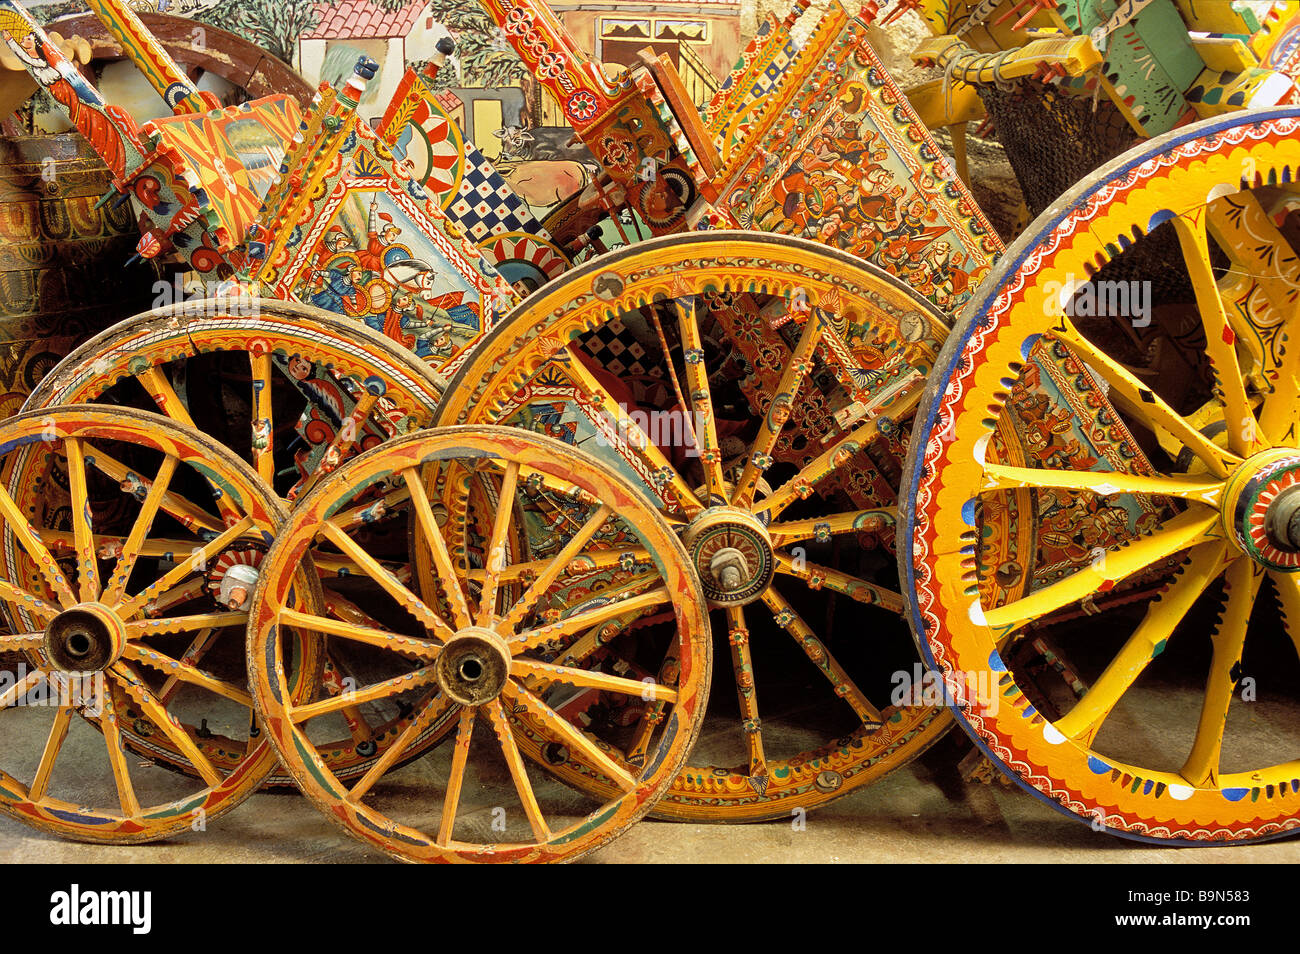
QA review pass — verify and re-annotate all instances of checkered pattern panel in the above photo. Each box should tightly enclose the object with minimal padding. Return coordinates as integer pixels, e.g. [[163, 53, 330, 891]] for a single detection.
[[575, 317, 659, 379], [446, 142, 545, 242]]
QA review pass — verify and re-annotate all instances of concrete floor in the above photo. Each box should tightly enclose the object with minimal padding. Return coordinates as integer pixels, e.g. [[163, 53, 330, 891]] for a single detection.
[[3, 738, 1298, 864]]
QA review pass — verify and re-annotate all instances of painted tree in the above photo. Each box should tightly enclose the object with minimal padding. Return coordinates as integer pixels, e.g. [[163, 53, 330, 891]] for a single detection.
[[377, 0, 527, 91], [197, 0, 330, 66]]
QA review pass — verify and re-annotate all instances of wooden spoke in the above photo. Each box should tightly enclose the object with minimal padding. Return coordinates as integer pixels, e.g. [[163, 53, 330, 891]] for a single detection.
[[319, 655, 375, 749], [477, 461, 519, 625], [28, 704, 74, 802], [767, 507, 897, 547], [120, 641, 253, 708], [127, 612, 247, 638], [501, 681, 638, 791], [288, 389, 381, 502], [979, 463, 1225, 506], [347, 692, 457, 802], [110, 662, 223, 787], [0, 668, 44, 709], [98, 685, 140, 818], [136, 368, 241, 522], [498, 504, 611, 632], [672, 296, 726, 501], [0, 632, 44, 653], [624, 702, 664, 768], [733, 311, 824, 509], [157, 628, 221, 705], [1054, 542, 1230, 744], [760, 588, 883, 728], [137, 366, 196, 428], [1259, 301, 1300, 446], [101, 455, 179, 606], [981, 506, 1223, 638], [561, 353, 702, 515], [725, 606, 767, 779], [134, 578, 206, 619], [249, 351, 275, 487], [1050, 318, 1240, 477], [0, 579, 58, 624], [436, 707, 475, 846], [465, 547, 649, 584], [320, 520, 455, 642], [402, 467, 472, 628], [1181, 558, 1262, 787], [756, 388, 922, 518], [512, 587, 672, 652], [83, 446, 224, 535], [289, 665, 440, 722], [115, 517, 255, 619], [63, 438, 100, 602], [1172, 211, 1259, 457], [279, 607, 440, 661], [510, 657, 678, 703], [774, 552, 906, 614], [484, 698, 551, 842], [546, 623, 625, 672], [0, 481, 76, 607], [310, 550, 411, 581], [328, 485, 411, 534]]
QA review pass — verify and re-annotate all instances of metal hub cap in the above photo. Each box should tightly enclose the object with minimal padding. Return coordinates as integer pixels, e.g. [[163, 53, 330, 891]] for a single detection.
[[43, 602, 126, 672], [680, 507, 775, 606], [435, 627, 512, 705], [1221, 449, 1300, 571]]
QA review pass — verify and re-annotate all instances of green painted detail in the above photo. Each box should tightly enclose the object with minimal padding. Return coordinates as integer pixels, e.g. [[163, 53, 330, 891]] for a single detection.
[[550, 801, 619, 845]]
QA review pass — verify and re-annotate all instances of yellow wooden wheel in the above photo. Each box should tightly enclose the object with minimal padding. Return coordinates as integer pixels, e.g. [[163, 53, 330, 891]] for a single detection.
[[434, 231, 956, 821], [245, 426, 710, 862], [902, 108, 1300, 842], [0, 406, 316, 843]]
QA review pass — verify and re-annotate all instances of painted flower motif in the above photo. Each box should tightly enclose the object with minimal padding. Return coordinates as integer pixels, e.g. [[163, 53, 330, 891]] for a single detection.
[[599, 133, 636, 176], [683, 348, 704, 364], [813, 521, 832, 543], [618, 551, 636, 571], [808, 572, 825, 590], [774, 608, 795, 627], [566, 90, 599, 123], [537, 50, 567, 79], [520, 28, 548, 56], [504, 7, 531, 34], [751, 451, 773, 470]]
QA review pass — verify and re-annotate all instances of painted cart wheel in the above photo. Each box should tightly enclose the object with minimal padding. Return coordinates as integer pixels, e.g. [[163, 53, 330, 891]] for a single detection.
[[0, 406, 315, 843], [435, 232, 956, 821], [22, 297, 456, 786], [246, 426, 710, 863], [902, 108, 1300, 843]]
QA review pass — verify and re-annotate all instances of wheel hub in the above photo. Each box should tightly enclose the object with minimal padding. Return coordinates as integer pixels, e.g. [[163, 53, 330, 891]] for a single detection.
[[435, 627, 512, 705], [43, 603, 126, 673], [681, 507, 775, 606], [1221, 448, 1300, 571]]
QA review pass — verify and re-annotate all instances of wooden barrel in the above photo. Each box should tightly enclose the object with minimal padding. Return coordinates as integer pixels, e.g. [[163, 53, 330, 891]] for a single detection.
[[0, 133, 158, 417]]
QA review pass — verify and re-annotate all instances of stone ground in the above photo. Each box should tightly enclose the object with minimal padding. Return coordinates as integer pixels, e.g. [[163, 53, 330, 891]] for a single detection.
[[3, 726, 1297, 864]]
